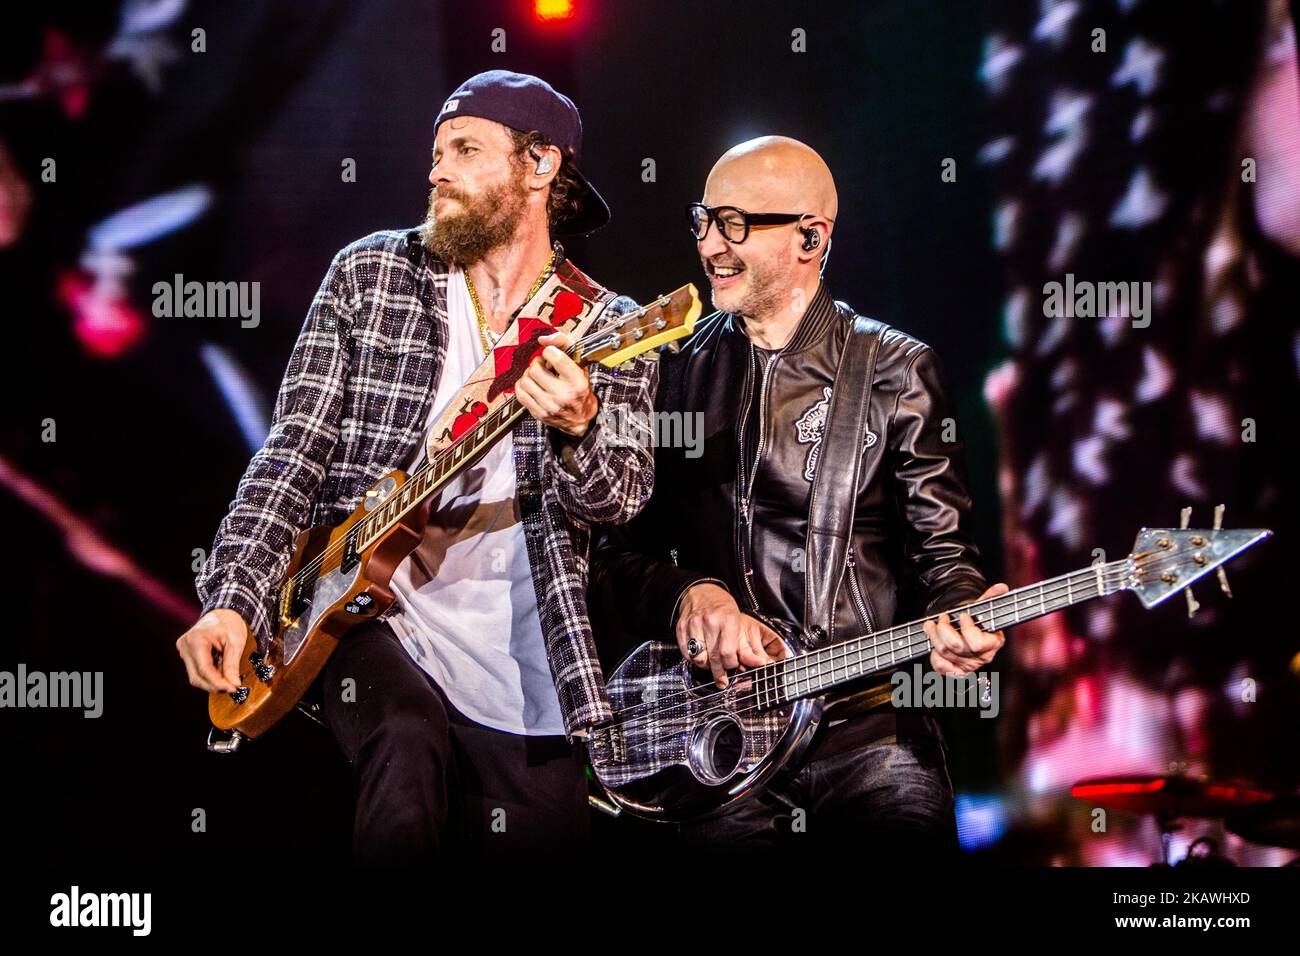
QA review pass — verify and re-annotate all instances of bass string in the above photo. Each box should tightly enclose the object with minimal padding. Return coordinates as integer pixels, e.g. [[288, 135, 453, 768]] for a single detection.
[[594, 553, 1198, 736], [604, 543, 1201, 728], [601, 561, 1131, 727], [286, 303, 664, 589]]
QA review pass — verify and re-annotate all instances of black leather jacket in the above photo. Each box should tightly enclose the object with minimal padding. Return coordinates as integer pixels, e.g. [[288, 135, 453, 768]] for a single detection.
[[591, 282, 989, 754]]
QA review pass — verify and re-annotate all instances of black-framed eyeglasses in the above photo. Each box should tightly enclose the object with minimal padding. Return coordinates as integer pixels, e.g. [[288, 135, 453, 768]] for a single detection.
[[686, 202, 809, 244]]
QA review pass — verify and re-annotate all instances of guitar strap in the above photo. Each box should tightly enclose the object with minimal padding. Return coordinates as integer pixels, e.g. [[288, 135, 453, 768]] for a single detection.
[[424, 257, 616, 461], [802, 306, 887, 648]]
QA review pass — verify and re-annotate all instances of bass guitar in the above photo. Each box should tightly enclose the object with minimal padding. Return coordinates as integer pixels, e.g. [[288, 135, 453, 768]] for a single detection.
[[586, 510, 1270, 820]]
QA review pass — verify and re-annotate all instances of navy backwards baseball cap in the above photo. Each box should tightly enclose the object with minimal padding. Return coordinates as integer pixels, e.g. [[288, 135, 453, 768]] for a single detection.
[[435, 70, 611, 237]]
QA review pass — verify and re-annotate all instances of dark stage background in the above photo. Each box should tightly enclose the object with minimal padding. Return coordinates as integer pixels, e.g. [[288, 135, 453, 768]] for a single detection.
[[3, 0, 1297, 868]]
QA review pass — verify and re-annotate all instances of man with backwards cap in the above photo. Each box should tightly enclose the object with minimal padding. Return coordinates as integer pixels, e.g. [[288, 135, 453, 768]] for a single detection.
[[592, 136, 1009, 855], [177, 71, 657, 860]]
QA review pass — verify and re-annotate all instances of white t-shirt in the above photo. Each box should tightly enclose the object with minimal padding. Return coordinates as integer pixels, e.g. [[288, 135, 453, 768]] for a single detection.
[[385, 267, 565, 736]]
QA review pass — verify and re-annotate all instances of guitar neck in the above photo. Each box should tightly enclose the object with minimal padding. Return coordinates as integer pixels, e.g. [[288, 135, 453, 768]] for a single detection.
[[355, 393, 531, 549], [766, 560, 1131, 705], [340, 284, 702, 553]]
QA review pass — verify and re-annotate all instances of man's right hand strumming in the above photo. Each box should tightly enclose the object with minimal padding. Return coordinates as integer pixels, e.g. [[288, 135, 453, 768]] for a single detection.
[[176, 608, 249, 694], [675, 583, 786, 689]]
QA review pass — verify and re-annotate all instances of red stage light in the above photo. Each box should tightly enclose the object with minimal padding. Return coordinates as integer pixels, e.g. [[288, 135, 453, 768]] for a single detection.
[[534, 0, 575, 23]]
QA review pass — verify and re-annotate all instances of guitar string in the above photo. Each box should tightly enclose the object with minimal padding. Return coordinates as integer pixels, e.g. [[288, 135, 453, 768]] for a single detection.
[[610, 548, 1215, 738], [288, 296, 670, 587], [598, 564, 1135, 743], [716, 570, 1130, 730], [282, 304, 668, 592], [595, 555, 1202, 739], [607, 544, 1213, 730], [600, 565, 1125, 731], [599, 559, 1135, 726], [287, 310, 651, 584], [606, 546, 1225, 744]]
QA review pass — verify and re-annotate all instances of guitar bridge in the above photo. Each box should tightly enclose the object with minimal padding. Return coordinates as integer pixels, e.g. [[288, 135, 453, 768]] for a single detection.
[[590, 722, 627, 766]]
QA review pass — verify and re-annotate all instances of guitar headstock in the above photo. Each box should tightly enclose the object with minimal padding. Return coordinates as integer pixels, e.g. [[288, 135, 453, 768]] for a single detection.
[[1126, 509, 1271, 609], [580, 284, 702, 368]]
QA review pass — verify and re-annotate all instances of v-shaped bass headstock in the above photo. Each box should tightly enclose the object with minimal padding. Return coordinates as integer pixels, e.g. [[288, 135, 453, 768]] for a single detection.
[[1127, 522, 1271, 609], [578, 284, 702, 369]]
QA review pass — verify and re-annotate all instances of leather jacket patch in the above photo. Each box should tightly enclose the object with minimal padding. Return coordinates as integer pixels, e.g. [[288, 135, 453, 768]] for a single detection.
[[795, 386, 878, 481]]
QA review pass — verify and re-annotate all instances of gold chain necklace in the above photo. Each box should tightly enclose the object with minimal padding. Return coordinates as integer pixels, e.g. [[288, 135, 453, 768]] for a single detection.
[[464, 248, 558, 355]]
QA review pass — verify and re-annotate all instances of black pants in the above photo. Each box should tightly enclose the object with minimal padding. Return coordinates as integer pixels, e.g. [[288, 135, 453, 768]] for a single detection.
[[319, 619, 590, 864], [675, 711, 960, 860]]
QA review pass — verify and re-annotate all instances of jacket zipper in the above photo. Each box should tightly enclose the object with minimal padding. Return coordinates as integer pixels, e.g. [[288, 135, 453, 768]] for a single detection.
[[844, 551, 875, 635], [738, 346, 775, 611]]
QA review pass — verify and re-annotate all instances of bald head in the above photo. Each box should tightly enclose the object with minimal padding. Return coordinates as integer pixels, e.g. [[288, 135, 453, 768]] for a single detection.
[[694, 136, 838, 336], [704, 136, 838, 222]]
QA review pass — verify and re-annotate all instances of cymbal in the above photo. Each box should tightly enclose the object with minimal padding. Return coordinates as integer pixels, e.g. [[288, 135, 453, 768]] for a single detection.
[[1227, 795, 1300, 850], [1071, 774, 1274, 818]]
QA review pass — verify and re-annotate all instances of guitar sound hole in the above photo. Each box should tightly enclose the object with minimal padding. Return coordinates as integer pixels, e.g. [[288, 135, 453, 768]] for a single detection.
[[688, 713, 745, 785]]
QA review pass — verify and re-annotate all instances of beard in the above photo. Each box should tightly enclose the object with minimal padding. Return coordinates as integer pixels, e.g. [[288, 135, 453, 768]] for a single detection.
[[420, 176, 527, 266], [707, 253, 793, 320]]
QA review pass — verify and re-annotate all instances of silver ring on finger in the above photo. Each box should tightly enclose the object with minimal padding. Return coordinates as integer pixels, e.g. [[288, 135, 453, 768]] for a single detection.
[[686, 637, 704, 657]]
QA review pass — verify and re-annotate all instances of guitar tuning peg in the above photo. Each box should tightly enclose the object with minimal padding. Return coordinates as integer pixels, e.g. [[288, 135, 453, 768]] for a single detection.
[[1180, 507, 1193, 530], [1217, 568, 1233, 599], [1185, 586, 1200, 619], [1212, 505, 1232, 596]]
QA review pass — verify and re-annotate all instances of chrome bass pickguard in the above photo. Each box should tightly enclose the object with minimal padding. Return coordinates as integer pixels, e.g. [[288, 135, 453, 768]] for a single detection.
[[281, 476, 398, 663], [280, 561, 361, 664]]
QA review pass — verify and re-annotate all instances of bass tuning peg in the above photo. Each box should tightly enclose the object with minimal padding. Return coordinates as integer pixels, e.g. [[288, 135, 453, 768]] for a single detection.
[[1211, 504, 1234, 597], [1180, 508, 1196, 617]]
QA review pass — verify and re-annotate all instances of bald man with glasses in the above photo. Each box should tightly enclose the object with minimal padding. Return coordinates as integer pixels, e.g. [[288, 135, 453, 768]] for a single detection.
[[591, 136, 1008, 854]]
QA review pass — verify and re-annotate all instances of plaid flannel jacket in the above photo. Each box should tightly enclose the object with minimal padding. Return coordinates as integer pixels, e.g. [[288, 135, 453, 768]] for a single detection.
[[195, 228, 658, 738]]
